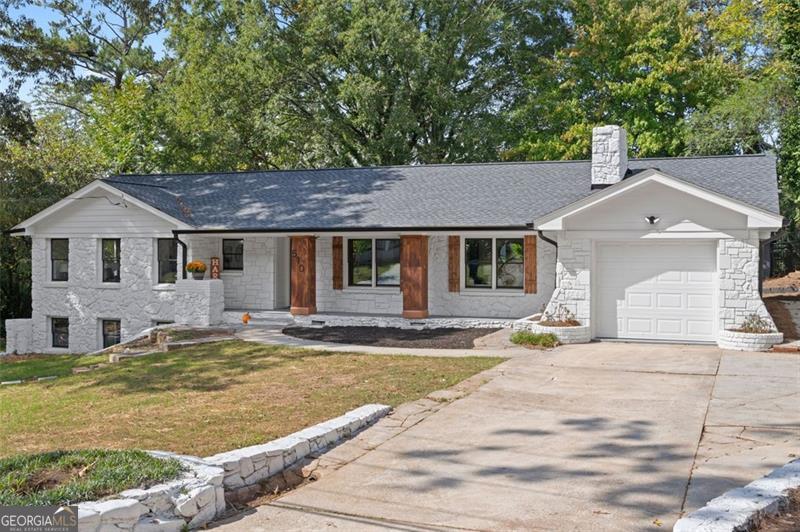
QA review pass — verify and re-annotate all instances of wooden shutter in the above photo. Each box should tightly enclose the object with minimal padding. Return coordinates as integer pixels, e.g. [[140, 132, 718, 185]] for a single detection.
[[332, 236, 343, 290], [524, 235, 537, 294], [448, 235, 460, 292]]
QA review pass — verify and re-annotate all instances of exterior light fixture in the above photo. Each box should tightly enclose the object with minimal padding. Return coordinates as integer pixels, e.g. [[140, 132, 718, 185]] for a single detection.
[[644, 215, 660, 225]]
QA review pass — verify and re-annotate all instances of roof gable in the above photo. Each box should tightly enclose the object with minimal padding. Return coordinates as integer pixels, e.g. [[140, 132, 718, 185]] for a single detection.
[[534, 169, 783, 231]]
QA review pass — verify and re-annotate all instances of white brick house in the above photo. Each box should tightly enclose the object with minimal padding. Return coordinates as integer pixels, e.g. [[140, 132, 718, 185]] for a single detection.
[[5, 125, 784, 353]]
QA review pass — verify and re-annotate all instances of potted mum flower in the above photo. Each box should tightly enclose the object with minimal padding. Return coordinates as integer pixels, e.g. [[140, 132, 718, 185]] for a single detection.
[[186, 260, 207, 280]]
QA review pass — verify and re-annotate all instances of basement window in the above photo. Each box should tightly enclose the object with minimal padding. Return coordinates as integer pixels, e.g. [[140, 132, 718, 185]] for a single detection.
[[102, 319, 121, 348], [51, 317, 69, 348]]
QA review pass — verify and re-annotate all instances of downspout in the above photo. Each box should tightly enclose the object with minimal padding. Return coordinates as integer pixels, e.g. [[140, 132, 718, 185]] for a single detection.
[[172, 230, 188, 280], [527, 223, 559, 289]]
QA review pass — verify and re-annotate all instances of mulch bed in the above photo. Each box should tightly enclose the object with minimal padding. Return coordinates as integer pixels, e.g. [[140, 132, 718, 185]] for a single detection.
[[754, 488, 800, 531], [282, 326, 500, 349], [764, 299, 800, 340]]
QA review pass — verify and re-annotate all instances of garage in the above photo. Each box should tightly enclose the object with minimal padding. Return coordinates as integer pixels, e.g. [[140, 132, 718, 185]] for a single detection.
[[595, 241, 717, 342]]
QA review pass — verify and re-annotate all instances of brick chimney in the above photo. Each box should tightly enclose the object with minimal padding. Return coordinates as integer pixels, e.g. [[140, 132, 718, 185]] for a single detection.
[[591, 125, 628, 187]]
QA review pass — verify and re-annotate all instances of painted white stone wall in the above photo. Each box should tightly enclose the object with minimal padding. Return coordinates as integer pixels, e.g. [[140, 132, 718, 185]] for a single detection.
[[718, 237, 776, 331], [591, 125, 628, 186], [174, 280, 225, 326], [4, 319, 33, 354], [186, 236, 279, 310], [428, 235, 557, 318], [29, 237, 177, 353], [315, 237, 403, 314], [543, 237, 592, 326]]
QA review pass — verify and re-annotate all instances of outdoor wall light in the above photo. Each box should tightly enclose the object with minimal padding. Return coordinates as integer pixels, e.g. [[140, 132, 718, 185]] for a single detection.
[[644, 215, 660, 225]]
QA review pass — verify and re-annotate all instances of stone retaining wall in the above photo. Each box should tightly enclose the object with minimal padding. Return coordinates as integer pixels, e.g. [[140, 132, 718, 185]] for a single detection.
[[205, 404, 391, 492], [77, 453, 225, 532], [674, 458, 800, 532], [75, 404, 391, 531]]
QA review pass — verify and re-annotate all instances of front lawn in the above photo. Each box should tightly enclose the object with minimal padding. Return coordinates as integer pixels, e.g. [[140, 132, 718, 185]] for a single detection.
[[0, 341, 503, 457], [0, 353, 107, 382], [0, 449, 183, 505]]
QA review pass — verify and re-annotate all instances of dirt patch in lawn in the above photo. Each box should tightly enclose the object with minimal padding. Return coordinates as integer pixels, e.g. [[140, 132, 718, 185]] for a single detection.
[[754, 488, 800, 531], [764, 271, 800, 296], [282, 326, 501, 349]]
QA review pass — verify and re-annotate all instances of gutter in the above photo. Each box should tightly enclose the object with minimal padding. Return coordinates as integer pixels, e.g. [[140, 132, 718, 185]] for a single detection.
[[173, 225, 531, 235], [172, 230, 188, 280]]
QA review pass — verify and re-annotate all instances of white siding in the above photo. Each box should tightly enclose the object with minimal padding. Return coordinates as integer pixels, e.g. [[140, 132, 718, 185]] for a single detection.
[[30, 197, 176, 236]]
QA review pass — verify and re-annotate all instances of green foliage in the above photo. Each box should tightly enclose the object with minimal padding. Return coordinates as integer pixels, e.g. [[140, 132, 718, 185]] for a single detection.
[[0, 353, 107, 381], [0, 450, 183, 505], [510, 331, 559, 348], [505, 0, 734, 160]]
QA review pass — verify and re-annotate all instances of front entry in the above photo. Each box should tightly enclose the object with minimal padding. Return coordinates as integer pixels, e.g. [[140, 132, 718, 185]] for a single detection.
[[595, 241, 716, 342]]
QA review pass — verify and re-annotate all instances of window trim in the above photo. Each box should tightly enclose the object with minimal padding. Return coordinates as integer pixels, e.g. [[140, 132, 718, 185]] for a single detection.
[[155, 238, 179, 285], [100, 238, 121, 283], [461, 236, 525, 292], [345, 237, 401, 289], [50, 238, 69, 282], [51, 317, 69, 349], [222, 238, 244, 271], [100, 319, 122, 348]]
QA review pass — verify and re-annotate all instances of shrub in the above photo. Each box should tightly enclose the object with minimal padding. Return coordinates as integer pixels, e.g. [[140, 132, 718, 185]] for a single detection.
[[540, 305, 581, 327], [510, 331, 560, 348], [0, 450, 183, 506], [186, 260, 207, 273], [734, 314, 775, 334]]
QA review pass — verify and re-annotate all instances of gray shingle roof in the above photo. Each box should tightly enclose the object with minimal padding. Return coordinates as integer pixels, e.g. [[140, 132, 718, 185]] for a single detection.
[[103, 153, 779, 230]]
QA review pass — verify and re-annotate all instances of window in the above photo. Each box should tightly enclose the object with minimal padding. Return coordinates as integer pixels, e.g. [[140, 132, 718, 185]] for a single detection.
[[51, 239, 69, 282], [223, 239, 244, 271], [496, 239, 524, 289], [154, 320, 173, 326], [464, 237, 525, 290], [348, 239, 373, 286], [157, 239, 178, 283], [102, 239, 121, 283], [465, 238, 492, 288], [375, 239, 401, 286], [51, 317, 69, 348], [347, 238, 401, 287], [102, 319, 121, 348]]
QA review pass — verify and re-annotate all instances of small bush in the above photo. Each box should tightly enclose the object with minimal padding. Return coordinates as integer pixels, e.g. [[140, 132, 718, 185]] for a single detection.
[[510, 331, 560, 348], [0, 450, 183, 506], [540, 305, 581, 327], [734, 314, 774, 334]]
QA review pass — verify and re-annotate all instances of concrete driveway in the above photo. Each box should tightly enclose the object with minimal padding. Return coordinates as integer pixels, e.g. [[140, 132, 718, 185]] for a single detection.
[[214, 343, 799, 531]]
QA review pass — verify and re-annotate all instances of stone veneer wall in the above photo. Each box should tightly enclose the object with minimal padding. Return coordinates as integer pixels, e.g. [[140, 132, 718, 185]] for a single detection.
[[315, 237, 403, 314], [543, 238, 592, 325], [186, 236, 278, 310], [29, 237, 176, 353], [591, 125, 628, 185], [174, 280, 225, 326], [717, 237, 776, 331], [427, 235, 556, 318]]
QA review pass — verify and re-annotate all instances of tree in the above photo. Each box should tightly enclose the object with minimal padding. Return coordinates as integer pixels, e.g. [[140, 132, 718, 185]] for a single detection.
[[505, 0, 735, 160], [164, 0, 569, 169], [0, 0, 169, 111]]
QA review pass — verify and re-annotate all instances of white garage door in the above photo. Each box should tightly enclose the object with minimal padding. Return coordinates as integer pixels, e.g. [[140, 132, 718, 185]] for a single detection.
[[595, 242, 716, 342]]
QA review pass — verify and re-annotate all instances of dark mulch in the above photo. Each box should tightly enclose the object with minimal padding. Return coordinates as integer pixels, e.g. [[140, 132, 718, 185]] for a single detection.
[[754, 488, 800, 532], [282, 326, 501, 349]]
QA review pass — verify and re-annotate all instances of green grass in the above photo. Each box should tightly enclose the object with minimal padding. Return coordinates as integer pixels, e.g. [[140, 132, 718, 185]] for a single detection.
[[510, 331, 559, 348], [0, 449, 183, 505], [0, 354, 107, 382], [0, 341, 503, 457]]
